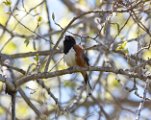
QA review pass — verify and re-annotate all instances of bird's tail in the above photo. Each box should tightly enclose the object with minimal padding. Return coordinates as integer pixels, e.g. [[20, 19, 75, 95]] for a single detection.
[[81, 71, 92, 95]]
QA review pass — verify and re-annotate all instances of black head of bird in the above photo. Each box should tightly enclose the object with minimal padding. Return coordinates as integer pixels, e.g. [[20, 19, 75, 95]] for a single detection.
[[63, 35, 76, 54]]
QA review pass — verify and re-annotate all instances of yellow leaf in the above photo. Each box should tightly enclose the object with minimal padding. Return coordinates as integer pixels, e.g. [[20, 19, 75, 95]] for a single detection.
[[0, 106, 4, 115], [3, 41, 17, 54], [107, 73, 119, 89], [79, 0, 87, 5], [105, 92, 112, 100], [16, 102, 29, 118], [116, 41, 127, 50], [143, 50, 151, 60]]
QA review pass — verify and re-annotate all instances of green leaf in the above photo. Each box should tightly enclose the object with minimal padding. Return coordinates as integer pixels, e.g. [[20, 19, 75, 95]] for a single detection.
[[24, 39, 30, 47], [34, 54, 39, 62], [52, 12, 55, 21], [3, 0, 11, 6], [64, 81, 76, 88], [123, 48, 129, 55], [37, 16, 42, 22]]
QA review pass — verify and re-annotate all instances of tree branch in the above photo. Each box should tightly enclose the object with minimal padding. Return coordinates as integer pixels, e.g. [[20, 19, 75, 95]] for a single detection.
[[15, 66, 148, 88]]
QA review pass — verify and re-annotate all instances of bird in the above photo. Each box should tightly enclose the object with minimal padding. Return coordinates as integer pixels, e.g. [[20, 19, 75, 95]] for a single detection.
[[63, 35, 91, 95]]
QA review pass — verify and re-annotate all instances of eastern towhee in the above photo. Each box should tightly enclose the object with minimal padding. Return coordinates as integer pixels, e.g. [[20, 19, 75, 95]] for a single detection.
[[63, 35, 91, 95]]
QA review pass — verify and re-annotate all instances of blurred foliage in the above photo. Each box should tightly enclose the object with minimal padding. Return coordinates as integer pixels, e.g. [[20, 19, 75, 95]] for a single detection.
[[0, 107, 5, 115], [16, 101, 29, 119], [0, 4, 9, 25], [143, 50, 151, 60]]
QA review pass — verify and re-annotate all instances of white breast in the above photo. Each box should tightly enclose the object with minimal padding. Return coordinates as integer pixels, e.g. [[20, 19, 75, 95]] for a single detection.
[[64, 48, 76, 66]]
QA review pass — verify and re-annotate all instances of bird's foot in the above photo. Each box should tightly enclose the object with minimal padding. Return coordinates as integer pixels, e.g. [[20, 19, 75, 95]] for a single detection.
[[68, 66, 77, 71]]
